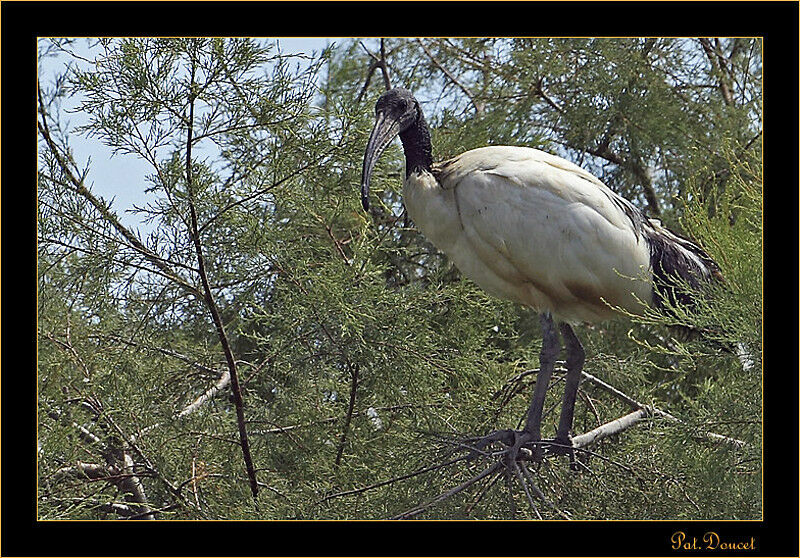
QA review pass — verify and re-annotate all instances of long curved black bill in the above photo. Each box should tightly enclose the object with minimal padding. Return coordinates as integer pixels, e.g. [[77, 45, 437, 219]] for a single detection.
[[361, 111, 401, 212]]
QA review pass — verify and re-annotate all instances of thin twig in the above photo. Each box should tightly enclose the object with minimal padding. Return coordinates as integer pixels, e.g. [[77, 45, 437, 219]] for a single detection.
[[699, 38, 734, 106], [356, 38, 392, 103], [37, 110, 202, 299], [316, 455, 468, 506], [533, 76, 564, 114], [416, 39, 483, 115], [464, 468, 503, 514], [391, 461, 503, 519], [519, 462, 571, 520]]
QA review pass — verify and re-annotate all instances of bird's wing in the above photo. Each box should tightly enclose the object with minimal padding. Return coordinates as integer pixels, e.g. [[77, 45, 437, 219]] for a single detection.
[[444, 147, 652, 321], [436, 146, 606, 187], [436, 146, 642, 226]]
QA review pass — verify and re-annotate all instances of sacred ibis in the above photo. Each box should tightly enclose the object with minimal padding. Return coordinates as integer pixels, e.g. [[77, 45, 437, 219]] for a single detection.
[[361, 88, 723, 463]]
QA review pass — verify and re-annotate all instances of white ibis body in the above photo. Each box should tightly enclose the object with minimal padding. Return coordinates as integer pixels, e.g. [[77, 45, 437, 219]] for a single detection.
[[361, 88, 721, 460]]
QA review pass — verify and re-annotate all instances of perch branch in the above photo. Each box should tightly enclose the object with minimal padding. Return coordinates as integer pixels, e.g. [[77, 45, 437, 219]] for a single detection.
[[579, 371, 747, 449]]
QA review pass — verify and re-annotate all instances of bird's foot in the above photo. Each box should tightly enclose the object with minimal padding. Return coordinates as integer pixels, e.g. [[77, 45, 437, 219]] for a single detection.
[[463, 429, 518, 460], [464, 430, 578, 470]]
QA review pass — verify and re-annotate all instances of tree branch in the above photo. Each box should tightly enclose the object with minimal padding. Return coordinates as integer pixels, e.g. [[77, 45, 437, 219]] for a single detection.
[[316, 455, 468, 507], [580, 371, 747, 449], [416, 39, 484, 115], [533, 76, 564, 114], [334, 362, 359, 468], [46, 410, 155, 520], [356, 38, 393, 103], [699, 38, 734, 106], [571, 408, 651, 449], [183, 56, 259, 500], [584, 143, 661, 216], [391, 461, 503, 519], [37, 106, 202, 299]]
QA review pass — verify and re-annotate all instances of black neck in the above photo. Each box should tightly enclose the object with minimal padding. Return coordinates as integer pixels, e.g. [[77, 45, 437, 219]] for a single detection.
[[398, 113, 433, 177]]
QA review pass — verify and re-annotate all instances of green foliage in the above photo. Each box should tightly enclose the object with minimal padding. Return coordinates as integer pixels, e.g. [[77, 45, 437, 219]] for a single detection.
[[38, 37, 761, 521]]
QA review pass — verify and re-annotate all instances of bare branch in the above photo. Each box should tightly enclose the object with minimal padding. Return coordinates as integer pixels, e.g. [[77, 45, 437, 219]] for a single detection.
[[378, 38, 392, 90], [572, 408, 651, 449], [316, 455, 468, 506], [46, 410, 155, 520], [580, 371, 747, 449], [356, 38, 393, 103]]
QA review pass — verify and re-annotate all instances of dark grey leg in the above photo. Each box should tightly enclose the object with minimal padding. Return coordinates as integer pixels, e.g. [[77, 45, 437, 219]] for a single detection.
[[467, 314, 584, 470], [523, 313, 561, 440], [555, 322, 585, 445]]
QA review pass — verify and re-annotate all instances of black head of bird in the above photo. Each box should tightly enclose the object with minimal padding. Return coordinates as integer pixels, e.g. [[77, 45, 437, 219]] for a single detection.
[[361, 88, 432, 212]]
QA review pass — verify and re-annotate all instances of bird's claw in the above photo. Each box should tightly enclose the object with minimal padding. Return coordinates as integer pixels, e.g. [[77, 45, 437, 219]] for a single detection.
[[464, 429, 516, 461], [465, 431, 579, 470]]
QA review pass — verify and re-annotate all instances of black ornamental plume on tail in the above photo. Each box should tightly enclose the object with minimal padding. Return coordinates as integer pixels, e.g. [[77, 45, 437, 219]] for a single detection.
[[644, 218, 724, 311], [643, 218, 753, 371]]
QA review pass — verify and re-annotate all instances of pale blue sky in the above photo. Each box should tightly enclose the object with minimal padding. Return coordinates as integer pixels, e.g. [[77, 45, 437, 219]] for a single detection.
[[39, 37, 338, 235]]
